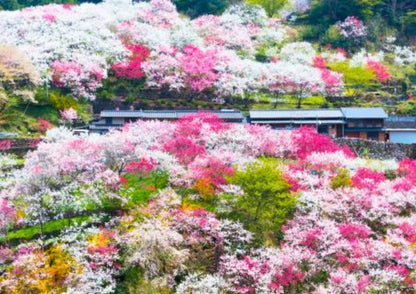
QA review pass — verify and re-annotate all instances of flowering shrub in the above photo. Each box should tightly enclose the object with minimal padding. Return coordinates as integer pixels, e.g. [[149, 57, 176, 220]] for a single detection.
[[37, 117, 51, 132], [51, 60, 105, 99], [0, 245, 81, 293], [179, 45, 219, 92], [366, 60, 391, 83], [112, 43, 150, 80], [351, 168, 386, 190], [60, 107, 78, 123], [0, 139, 13, 151], [336, 16, 367, 44], [291, 127, 354, 159], [125, 158, 156, 174]]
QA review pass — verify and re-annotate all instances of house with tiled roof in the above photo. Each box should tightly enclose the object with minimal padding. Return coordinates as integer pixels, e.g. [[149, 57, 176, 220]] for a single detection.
[[89, 109, 245, 133], [249, 107, 388, 142]]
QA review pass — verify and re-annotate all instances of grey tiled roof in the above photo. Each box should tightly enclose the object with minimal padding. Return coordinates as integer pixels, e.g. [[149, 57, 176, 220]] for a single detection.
[[385, 117, 416, 129], [250, 109, 344, 119], [252, 120, 345, 124], [100, 111, 142, 118], [100, 109, 244, 120], [341, 107, 388, 119]]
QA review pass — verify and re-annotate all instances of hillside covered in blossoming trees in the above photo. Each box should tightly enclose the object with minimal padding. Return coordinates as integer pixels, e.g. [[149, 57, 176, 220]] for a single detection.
[[0, 113, 416, 293], [1, 1, 416, 293], [1, 0, 416, 134]]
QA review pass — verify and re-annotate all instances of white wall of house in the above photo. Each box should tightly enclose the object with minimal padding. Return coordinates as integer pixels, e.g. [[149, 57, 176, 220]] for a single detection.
[[390, 131, 416, 144], [112, 118, 125, 125]]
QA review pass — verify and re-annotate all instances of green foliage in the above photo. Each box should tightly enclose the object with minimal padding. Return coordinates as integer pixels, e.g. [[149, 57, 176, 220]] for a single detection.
[[116, 267, 172, 294], [321, 25, 345, 47], [309, 0, 382, 24], [384, 169, 397, 180], [174, 0, 230, 18], [245, 0, 287, 17], [0, 0, 19, 10], [307, 0, 416, 42], [328, 62, 376, 92], [226, 158, 296, 245], [301, 96, 328, 107], [401, 10, 416, 35], [330, 168, 352, 190], [120, 170, 169, 209], [396, 99, 416, 116], [48, 91, 80, 110], [34, 88, 91, 124], [0, 104, 59, 134], [255, 45, 269, 62], [5, 216, 90, 243], [1, 0, 100, 11], [96, 75, 145, 101], [299, 24, 325, 41]]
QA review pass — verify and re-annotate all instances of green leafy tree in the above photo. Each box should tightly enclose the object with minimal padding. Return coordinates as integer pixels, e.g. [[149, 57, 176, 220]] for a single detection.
[[0, 0, 20, 10], [226, 159, 296, 244], [174, 0, 231, 18], [309, 0, 382, 25], [245, 0, 287, 16], [328, 62, 376, 95], [401, 10, 416, 35], [380, 0, 416, 26]]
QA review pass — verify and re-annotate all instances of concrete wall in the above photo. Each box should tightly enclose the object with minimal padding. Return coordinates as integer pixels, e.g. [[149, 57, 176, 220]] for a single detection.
[[390, 132, 416, 144], [112, 118, 125, 125]]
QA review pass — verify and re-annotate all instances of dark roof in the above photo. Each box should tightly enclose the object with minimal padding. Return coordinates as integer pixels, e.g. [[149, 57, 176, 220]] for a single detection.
[[341, 107, 388, 119], [250, 109, 344, 119], [252, 120, 345, 125], [385, 117, 416, 129], [100, 109, 245, 120]]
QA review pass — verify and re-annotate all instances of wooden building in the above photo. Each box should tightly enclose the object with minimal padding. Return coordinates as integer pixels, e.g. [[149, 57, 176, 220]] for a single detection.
[[341, 107, 387, 142], [249, 107, 388, 142], [249, 109, 345, 138], [89, 109, 245, 133]]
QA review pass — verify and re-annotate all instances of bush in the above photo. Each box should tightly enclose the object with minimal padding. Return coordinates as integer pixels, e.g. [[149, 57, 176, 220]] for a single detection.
[[328, 62, 376, 92], [48, 91, 80, 111], [119, 170, 169, 208], [300, 24, 324, 41], [321, 25, 344, 47], [330, 168, 352, 190], [226, 159, 296, 244], [174, 0, 229, 18]]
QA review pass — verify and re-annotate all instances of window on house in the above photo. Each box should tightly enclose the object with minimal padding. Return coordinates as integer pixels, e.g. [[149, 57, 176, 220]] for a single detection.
[[368, 132, 379, 141]]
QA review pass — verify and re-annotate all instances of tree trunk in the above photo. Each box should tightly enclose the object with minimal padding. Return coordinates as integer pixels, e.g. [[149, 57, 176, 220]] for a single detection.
[[296, 96, 302, 109]]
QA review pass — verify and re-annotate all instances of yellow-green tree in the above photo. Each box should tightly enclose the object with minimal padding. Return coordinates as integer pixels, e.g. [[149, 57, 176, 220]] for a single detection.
[[245, 0, 287, 16], [227, 159, 296, 244]]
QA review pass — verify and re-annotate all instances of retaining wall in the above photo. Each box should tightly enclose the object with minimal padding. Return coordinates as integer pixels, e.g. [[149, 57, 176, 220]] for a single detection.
[[335, 138, 416, 160]]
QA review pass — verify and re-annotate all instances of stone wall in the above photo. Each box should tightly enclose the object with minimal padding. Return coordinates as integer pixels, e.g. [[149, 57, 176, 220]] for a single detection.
[[335, 138, 416, 160], [0, 138, 40, 156]]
